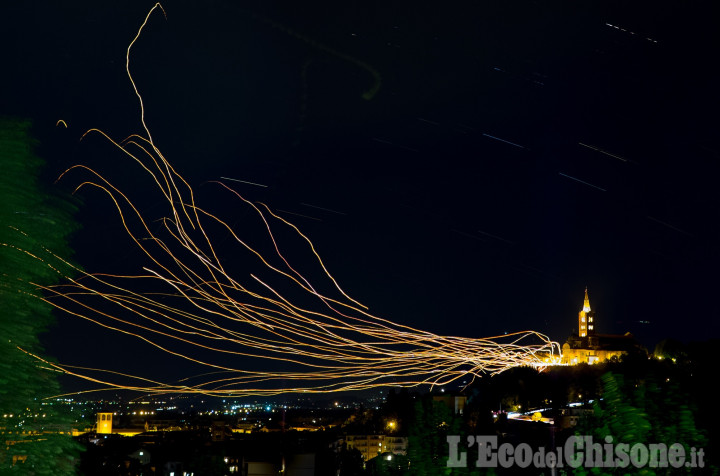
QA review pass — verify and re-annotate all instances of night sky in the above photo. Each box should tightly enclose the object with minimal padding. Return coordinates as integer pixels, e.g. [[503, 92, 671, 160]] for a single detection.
[[2, 1, 719, 392]]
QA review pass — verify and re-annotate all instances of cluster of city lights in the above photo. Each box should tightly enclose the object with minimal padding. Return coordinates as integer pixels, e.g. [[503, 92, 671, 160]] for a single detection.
[[19, 3, 560, 397]]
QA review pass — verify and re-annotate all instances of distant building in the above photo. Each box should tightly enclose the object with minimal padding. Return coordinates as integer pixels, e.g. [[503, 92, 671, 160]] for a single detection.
[[241, 453, 315, 476], [96, 412, 113, 434], [163, 461, 184, 475], [344, 435, 408, 461], [144, 419, 182, 432], [128, 448, 151, 465], [232, 422, 256, 433], [561, 288, 645, 364], [557, 407, 594, 429], [211, 420, 232, 441], [432, 394, 466, 415]]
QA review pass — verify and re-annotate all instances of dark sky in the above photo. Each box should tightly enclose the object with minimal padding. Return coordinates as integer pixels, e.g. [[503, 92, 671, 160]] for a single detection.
[[2, 0, 719, 392]]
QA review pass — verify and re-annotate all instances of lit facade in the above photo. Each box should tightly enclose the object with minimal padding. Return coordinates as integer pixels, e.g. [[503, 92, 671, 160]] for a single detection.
[[561, 340, 628, 365], [96, 412, 113, 434], [344, 435, 408, 461]]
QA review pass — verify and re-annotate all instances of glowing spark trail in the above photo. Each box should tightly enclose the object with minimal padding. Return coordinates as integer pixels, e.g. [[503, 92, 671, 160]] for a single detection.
[[21, 4, 560, 396]]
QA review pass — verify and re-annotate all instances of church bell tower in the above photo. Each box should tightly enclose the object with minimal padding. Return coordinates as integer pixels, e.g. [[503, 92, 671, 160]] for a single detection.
[[578, 287, 595, 338]]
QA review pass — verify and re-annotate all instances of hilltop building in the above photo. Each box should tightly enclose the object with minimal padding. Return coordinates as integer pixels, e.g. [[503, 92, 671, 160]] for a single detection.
[[562, 288, 644, 364]]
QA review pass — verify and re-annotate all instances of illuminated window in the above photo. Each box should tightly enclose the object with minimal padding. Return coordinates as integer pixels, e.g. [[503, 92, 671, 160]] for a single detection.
[[581, 317, 585, 322], [588, 325, 593, 330]]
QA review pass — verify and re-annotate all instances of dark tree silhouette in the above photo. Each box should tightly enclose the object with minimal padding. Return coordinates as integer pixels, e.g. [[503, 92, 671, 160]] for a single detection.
[[0, 118, 83, 473]]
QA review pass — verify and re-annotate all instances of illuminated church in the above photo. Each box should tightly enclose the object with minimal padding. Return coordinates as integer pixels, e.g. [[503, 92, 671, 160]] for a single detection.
[[561, 288, 643, 365]]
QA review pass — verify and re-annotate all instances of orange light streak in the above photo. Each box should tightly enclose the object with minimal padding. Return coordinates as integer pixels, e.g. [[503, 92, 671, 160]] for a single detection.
[[15, 4, 562, 397]]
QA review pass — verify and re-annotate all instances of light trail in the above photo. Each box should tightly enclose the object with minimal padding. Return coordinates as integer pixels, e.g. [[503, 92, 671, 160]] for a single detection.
[[417, 117, 441, 126], [16, 3, 561, 396], [646, 216, 694, 237], [275, 209, 322, 222], [578, 142, 627, 162], [220, 177, 269, 188], [482, 133, 526, 149], [300, 202, 347, 216], [558, 172, 607, 192], [605, 22, 659, 44], [476, 229, 514, 244]]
